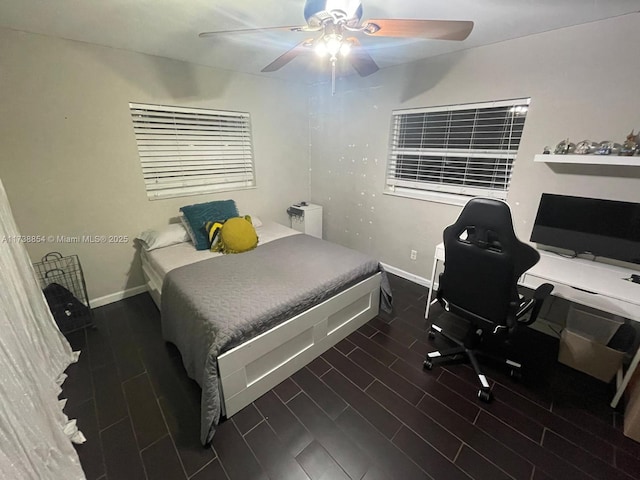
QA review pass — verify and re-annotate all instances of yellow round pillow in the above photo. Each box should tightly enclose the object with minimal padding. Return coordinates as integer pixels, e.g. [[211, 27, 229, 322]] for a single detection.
[[213, 216, 258, 254]]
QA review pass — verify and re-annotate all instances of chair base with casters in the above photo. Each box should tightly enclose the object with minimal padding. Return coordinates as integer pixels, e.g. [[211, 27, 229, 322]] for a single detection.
[[424, 282, 554, 402]]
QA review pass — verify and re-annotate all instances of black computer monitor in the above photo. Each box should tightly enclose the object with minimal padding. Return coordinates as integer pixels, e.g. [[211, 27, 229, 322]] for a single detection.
[[530, 193, 640, 264]]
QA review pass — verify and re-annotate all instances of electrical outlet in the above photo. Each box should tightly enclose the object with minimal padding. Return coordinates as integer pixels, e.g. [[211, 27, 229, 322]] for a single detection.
[[410, 249, 417, 260]]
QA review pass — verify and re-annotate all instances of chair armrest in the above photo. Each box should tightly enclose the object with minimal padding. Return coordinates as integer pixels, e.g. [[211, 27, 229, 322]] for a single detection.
[[516, 298, 535, 318], [533, 282, 554, 301], [516, 283, 554, 326]]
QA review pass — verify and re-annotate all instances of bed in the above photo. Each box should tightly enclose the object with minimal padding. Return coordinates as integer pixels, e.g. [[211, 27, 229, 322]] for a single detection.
[[139, 220, 391, 445]]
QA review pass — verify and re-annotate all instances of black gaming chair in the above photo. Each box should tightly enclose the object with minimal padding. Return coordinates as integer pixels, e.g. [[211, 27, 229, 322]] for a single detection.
[[424, 198, 553, 402]]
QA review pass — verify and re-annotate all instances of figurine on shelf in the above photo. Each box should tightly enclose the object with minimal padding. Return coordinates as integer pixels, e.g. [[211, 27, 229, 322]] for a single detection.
[[554, 139, 575, 154], [542, 146, 551, 154], [594, 140, 621, 155], [620, 130, 638, 156], [574, 140, 597, 155]]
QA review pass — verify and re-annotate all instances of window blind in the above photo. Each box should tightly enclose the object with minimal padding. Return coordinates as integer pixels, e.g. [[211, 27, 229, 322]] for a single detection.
[[386, 98, 530, 200], [130, 103, 255, 200]]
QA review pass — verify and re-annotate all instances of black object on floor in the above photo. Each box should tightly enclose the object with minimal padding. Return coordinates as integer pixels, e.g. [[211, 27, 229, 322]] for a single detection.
[[33, 252, 94, 333], [43, 282, 92, 333]]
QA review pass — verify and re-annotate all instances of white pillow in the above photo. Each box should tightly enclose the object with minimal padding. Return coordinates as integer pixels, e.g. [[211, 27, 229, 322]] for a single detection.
[[180, 213, 198, 246], [240, 214, 263, 228], [250, 215, 263, 228], [137, 224, 190, 251]]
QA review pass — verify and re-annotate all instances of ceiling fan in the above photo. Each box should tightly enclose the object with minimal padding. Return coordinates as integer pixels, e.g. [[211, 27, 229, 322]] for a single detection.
[[200, 0, 473, 92]]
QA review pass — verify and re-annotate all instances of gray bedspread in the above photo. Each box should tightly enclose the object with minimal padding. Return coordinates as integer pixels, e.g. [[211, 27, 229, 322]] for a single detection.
[[160, 233, 392, 445]]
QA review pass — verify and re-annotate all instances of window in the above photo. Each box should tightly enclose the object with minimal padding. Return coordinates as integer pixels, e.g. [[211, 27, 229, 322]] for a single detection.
[[385, 98, 530, 204], [130, 103, 255, 200]]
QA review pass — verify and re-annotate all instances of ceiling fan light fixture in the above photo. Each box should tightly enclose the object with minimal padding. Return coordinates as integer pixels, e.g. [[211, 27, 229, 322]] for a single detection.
[[339, 40, 351, 56], [325, 34, 343, 57], [315, 41, 328, 56]]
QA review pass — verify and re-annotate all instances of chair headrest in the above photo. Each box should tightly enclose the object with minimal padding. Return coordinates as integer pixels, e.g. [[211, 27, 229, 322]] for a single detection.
[[444, 197, 539, 271], [451, 198, 515, 238]]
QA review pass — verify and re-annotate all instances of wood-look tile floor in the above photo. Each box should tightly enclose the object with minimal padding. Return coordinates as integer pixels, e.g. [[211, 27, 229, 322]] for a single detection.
[[62, 274, 640, 480]]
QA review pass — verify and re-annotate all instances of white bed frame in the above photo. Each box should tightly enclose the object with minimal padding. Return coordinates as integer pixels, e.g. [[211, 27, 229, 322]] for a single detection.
[[141, 258, 381, 417]]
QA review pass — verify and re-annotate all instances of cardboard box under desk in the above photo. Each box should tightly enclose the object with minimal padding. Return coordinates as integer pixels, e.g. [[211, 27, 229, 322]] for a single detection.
[[558, 328, 625, 383]]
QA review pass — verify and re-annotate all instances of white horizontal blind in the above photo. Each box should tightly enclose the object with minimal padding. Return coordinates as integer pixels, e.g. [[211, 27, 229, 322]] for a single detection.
[[386, 98, 530, 200], [130, 103, 255, 200]]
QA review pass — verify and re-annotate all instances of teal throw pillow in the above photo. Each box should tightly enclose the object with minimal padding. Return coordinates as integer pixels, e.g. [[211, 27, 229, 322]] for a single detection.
[[179, 200, 239, 250]]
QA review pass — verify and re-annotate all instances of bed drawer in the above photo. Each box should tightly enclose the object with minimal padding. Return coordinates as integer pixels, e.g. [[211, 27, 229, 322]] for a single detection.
[[218, 273, 381, 417]]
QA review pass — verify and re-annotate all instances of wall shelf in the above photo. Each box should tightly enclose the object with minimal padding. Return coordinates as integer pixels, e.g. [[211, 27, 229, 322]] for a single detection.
[[534, 154, 640, 166]]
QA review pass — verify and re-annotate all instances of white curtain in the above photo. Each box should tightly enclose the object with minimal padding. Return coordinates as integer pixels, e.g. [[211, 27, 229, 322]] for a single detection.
[[0, 178, 86, 480]]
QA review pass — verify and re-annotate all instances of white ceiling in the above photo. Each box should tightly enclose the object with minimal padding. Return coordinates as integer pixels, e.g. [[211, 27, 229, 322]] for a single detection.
[[1, 0, 639, 82]]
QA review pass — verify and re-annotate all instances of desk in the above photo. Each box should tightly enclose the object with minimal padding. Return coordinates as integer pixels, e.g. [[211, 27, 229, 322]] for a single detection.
[[425, 242, 640, 408]]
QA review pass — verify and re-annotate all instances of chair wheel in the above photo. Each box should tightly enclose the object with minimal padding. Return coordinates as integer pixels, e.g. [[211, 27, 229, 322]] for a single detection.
[[509, 368, 522, 381], [428, 330, 436, 339], [423, 360, 433, 370], [477, 389, 493, 403]]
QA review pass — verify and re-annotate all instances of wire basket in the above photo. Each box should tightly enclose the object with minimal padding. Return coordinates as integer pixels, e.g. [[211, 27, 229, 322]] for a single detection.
[[33, 252, 93, 333]]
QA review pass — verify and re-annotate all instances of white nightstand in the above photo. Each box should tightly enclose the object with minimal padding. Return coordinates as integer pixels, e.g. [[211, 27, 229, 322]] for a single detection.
[[288, 203, 323, 239]]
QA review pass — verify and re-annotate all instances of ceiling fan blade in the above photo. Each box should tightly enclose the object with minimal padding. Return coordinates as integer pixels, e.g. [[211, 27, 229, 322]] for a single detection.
[[199, 25, 317, 38], [346, 38, 379, 77], [261, 39, 314, 72], [361, 19, 474, 41]]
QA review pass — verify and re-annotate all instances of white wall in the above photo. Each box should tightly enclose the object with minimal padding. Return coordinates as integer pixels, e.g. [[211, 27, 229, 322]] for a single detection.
[[0, 27, 311, 302], [2, 13, 640, 305], [308, 13, 640, 281]]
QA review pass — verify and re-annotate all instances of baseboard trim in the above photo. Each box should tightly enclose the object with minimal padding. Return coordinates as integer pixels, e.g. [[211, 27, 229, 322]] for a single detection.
[[90, 285, 148, 308], [380, 263, 431, 288]]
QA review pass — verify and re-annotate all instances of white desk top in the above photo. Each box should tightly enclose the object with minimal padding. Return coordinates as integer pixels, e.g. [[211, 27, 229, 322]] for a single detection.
[[529, 250, 640, 305]]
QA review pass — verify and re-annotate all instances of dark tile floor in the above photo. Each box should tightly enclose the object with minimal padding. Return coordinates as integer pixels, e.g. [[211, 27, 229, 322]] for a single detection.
[[62, 274, 640, 480]]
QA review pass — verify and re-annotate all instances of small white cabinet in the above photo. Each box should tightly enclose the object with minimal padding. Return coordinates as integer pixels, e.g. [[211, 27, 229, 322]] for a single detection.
[[288, 203, 323, 239]]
